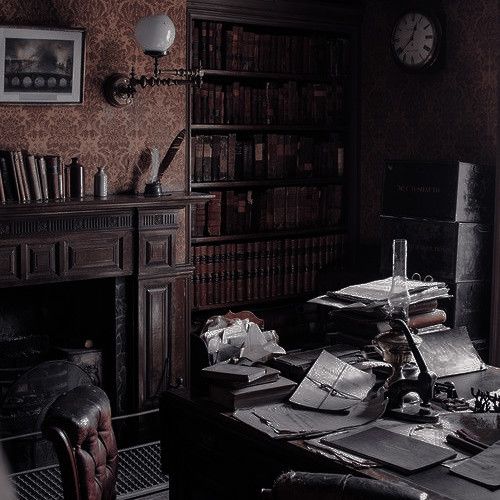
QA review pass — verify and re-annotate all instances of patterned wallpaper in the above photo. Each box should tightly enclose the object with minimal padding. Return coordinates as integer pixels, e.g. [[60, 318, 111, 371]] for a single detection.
[[0, 0, 187, 194], [360, 0, 497, 245]]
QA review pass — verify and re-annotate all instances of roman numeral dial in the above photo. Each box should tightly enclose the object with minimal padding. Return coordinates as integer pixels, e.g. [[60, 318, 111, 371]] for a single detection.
[[391, 11, 441, 70]]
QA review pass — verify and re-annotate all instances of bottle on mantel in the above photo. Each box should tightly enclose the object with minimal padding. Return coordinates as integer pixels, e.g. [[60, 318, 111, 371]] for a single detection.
[[69, 157, 85, 199], [94, 167, 108, 198]]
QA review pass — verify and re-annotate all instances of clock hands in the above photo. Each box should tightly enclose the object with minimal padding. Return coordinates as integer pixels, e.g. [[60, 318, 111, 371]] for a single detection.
[[400, 22, 419, 55]]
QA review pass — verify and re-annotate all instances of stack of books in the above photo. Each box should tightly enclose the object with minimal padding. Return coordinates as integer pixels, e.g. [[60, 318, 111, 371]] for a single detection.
[[202, 362, 296, 411], [310, 277, 451, 339]]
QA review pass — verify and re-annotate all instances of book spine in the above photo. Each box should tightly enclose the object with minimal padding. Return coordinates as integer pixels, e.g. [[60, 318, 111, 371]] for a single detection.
[[36, 156, 49, 201], [58, 156, 65, 199], [0, 169, 5, 203], [0, 157, 14, 201], [11, 151, 25, 202], [26, 155, 42, 201]]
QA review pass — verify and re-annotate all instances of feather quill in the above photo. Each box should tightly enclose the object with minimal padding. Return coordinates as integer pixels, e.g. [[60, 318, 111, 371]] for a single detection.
[[148, 147, 160, 183], [158, 129, 186, 181]]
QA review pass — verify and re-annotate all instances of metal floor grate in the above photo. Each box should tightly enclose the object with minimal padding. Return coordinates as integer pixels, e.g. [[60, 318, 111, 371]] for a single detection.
[[11, 441, 169, 500]]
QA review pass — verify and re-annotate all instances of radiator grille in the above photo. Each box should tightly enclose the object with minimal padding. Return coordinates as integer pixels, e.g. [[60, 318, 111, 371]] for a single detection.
[[11, 441, 169, 500]]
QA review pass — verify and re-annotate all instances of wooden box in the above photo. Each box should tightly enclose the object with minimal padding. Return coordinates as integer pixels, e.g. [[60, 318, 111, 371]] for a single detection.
[[380, 216, 492, 282], [382, 160, 494, 222]]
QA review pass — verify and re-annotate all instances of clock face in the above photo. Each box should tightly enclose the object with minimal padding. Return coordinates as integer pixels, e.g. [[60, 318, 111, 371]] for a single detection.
[[391, 11, 441, 69]]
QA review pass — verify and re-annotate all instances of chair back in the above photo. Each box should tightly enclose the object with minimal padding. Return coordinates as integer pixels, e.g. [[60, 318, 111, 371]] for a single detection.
[[42, 385, 118, 500]]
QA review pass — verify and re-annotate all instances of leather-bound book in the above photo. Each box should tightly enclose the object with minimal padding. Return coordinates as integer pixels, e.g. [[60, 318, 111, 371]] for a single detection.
[[205, 245, 215, 305], [211, 135, 221, 180], [0, 156, 15, 201], [202, 136, 212, 181], [0, 169, 5, 203], [17, 151, 32, 201], [36, 156, 49, 201], [219, 135, 228, 181], [235, 243, 246, 302], [208, 376, 296, 411], [227, 134, 236, 180], [26, 155, 42, 201], [273, 187, 286, 230], [12, 151, 26, 202]]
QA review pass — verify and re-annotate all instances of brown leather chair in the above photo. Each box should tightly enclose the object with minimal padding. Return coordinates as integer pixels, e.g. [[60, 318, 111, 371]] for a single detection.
[[42, 385, 118, 500], [261, 471, 427, 500]]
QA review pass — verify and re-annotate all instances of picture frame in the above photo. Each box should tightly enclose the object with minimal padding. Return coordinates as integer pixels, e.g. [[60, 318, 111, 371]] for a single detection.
[[0, 26, 85, 104]]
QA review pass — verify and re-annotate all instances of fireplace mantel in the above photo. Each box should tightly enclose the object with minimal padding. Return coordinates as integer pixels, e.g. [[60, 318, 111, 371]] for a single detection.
[[0, 192, 211, 411]]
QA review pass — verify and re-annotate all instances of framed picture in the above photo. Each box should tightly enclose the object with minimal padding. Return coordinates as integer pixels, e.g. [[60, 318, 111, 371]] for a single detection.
[[0, 26, 85, 104]]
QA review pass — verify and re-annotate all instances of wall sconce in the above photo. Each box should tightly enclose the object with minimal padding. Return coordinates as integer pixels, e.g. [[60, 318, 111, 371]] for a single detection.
[[103, 14, 203, 107]]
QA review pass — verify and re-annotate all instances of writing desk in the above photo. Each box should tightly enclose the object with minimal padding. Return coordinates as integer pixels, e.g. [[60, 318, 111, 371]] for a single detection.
[[160, 367, 500, 500]]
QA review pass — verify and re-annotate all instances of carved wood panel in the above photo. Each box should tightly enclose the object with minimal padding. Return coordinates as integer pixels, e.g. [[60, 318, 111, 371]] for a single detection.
[[62, 232, 132, 278], [138, 278, 171, 408], [25, 242, 58, 280], [0, 244, 21, 284], [139, 230, 176, 274], [137, 273, 190, 408]]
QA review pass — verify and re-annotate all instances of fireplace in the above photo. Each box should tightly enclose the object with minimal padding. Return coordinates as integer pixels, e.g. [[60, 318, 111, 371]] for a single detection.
[[0, 194, 209, 471], [0, 277, 132, 424]]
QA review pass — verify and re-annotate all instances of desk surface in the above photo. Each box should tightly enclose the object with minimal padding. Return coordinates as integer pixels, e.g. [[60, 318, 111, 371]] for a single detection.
[[161, 367, 500, 500]]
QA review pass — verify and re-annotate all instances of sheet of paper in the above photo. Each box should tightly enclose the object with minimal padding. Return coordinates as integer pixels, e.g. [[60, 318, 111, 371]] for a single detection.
[[233, 390, 387, 439], [289, 350, 375, 411], [450, 440, 500, 489], [419, 326, 486, 377]]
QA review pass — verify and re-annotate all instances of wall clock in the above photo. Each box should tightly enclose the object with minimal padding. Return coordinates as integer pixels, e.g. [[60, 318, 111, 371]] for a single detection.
[[391, 10, 443, 71]]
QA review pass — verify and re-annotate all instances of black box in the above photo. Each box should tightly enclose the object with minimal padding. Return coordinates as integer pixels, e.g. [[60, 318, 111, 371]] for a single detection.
[[380, 216, 493, 282], [382, 160, 494, 222], [443, 280, 491, 344]]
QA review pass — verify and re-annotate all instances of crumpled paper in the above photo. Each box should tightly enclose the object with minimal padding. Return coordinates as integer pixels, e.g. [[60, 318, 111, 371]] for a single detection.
[[200, 315, 286, 365]]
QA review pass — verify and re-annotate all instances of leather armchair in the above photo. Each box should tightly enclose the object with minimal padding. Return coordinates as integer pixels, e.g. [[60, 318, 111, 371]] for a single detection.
[[42, 385, 118, 500]]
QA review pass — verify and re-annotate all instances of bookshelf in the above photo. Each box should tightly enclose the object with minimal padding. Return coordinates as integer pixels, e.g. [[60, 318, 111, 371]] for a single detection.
[[187, 7, 359, 326]]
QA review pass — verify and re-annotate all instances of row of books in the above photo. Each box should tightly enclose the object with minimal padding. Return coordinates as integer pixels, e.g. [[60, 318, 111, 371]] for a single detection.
[[193, 81, 343, 125], [0, 150, 66, 203], [191, 133, 345, 182], [193, 185, 343, 237], [193, 233, 346, 307], [192, 21, 350, 76]]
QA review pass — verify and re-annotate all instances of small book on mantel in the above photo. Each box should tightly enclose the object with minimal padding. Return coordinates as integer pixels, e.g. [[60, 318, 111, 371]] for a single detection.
[[208, 376, 296, 411]]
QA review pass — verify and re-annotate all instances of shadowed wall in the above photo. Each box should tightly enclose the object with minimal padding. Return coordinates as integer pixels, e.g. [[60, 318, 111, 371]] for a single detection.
[[360, 0, 497, 245]]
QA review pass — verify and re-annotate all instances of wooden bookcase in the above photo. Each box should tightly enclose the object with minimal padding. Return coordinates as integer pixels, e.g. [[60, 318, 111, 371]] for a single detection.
[[187, 2, 360, 333]]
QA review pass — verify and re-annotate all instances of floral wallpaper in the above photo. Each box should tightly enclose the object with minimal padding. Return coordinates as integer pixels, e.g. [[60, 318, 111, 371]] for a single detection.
[[360, 0, 497, 245], [0, 0, 187, 194]]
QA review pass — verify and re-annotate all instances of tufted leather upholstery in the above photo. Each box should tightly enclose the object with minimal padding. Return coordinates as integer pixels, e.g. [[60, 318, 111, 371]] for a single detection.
[[42, 385, 118, 500], [262, 471, 427, 500]]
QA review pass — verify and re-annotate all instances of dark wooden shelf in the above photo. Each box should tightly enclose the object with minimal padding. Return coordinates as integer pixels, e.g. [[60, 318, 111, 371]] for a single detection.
[[190, 124, 343, 132], [193, 291, 318, 312], [201, 68, 340, 82], [191, 177, 343, 189], [192, 225, 345, 244]]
